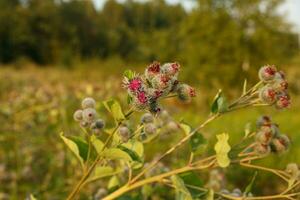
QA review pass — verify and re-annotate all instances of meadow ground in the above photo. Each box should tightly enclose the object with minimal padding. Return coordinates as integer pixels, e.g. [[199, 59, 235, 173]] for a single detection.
[[0, 65, 299, 199]]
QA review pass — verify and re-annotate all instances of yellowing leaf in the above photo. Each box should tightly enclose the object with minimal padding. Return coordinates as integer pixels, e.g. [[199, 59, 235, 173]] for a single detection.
[[103, 100, 125, 122], [108, 176, 120, 190], [29, 194, 37, 200], [87, 166, 118, 183], [60, 132, 84, 169], [214, 133, 231, 168], [90, 135, 104, 154], [180, 123, 191, 136], [103, 148, 132, 161]]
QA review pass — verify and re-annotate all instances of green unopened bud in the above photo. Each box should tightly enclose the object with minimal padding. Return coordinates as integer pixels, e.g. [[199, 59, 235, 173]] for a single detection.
[[275, 94, 291, 109], [94, 188, 107, 199], [273, 78, 288, 92], [166, 121, 179, 132], [144, 123, 157, 135], [161, 62, 180, 77], [91, 119, 105, 131], [220, 189, 230, 195], [271, 134, 290, 153], [119, 126, 130, 142], [73, 109, 83, 121], [159, 110, 170, 121], [82, 108, 97, 122], [254, 143, 271, 155], [256, 125, 277, 144], [255, 131, 272, 145], [176, 84, 196, 103], [259, 86, 276, 104], [256, 116, 272, 128], [141, 113, 154, 124], [82, 97, 96, 109], [258, 65, 277, 82], [232, 188, 242, 197]]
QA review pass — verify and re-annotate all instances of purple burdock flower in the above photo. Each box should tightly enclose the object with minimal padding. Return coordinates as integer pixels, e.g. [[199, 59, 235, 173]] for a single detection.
[[147, 61, 161, 74], [189, 86, 196, 97], [124, 61, 196, 112], [137, 91, 147, 104], [128, 78, 142, 92], [276, 94, 291, 109], [171, 62, 180, 73], [145, 61, 161, 80]]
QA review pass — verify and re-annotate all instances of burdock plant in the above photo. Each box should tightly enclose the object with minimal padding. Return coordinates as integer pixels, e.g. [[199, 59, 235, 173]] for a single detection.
[[59, 62, 299, 200]]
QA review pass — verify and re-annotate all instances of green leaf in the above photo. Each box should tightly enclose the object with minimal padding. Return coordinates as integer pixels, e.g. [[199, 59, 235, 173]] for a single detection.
[[60, 132, 85, 169], [90, 135, 104, 154], [214, 133, 231, 168], [118, 145, 143, 163], [179, 172, 203, 188], [87, 166, 117, 183], [244, 171, 258, 195], [103, 148, 132, 161], [122, 140, 144, 158], [171, 175, 193, 200], [179, 172, 204, 198], [68, 136, 88, 161], [123, 70, 135, 80], [142, 184, 153, 199], [190, 132, 208, 155], [103, 100, 125, 122], [211, 90, 228, 114], [206, 189, 214, 200], [120, 140, 144, 169]]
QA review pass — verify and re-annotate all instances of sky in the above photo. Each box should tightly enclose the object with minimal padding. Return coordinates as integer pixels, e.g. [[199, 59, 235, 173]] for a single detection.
[[93, 0, 300, 32]]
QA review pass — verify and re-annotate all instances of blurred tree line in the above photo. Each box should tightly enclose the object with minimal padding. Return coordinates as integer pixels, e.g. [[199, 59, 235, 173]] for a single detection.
[[0, 0, 298, 82]]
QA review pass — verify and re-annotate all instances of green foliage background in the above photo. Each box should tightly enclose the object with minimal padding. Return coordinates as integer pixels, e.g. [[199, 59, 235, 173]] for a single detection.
[[0, 0, 300, 199]]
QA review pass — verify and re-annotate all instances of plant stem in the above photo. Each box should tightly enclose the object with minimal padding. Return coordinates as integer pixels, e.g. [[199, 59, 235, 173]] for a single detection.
[[240, 162, 289, 182], [85, 134, 92, 171], [102, 87, 270, 199], [129, 113, 220, 184], [102, 161, 215, 200], [66, 108, 134, 200]]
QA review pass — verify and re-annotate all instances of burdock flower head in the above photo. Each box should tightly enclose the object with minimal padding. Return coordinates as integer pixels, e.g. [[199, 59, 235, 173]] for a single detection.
[[176, 83, 196, 103], [254, 115, 290, 155], [258, 65, 291, 109], [73, 97, 105, 133], [123, 61, 195, 113]]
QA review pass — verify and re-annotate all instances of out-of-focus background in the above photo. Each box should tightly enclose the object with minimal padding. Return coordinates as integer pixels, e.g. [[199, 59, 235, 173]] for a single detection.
[[0, 0, 299, 199]]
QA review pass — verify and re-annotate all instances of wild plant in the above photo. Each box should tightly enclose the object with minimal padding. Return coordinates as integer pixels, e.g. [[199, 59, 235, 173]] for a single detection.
[[57, 63, 298, 200]]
